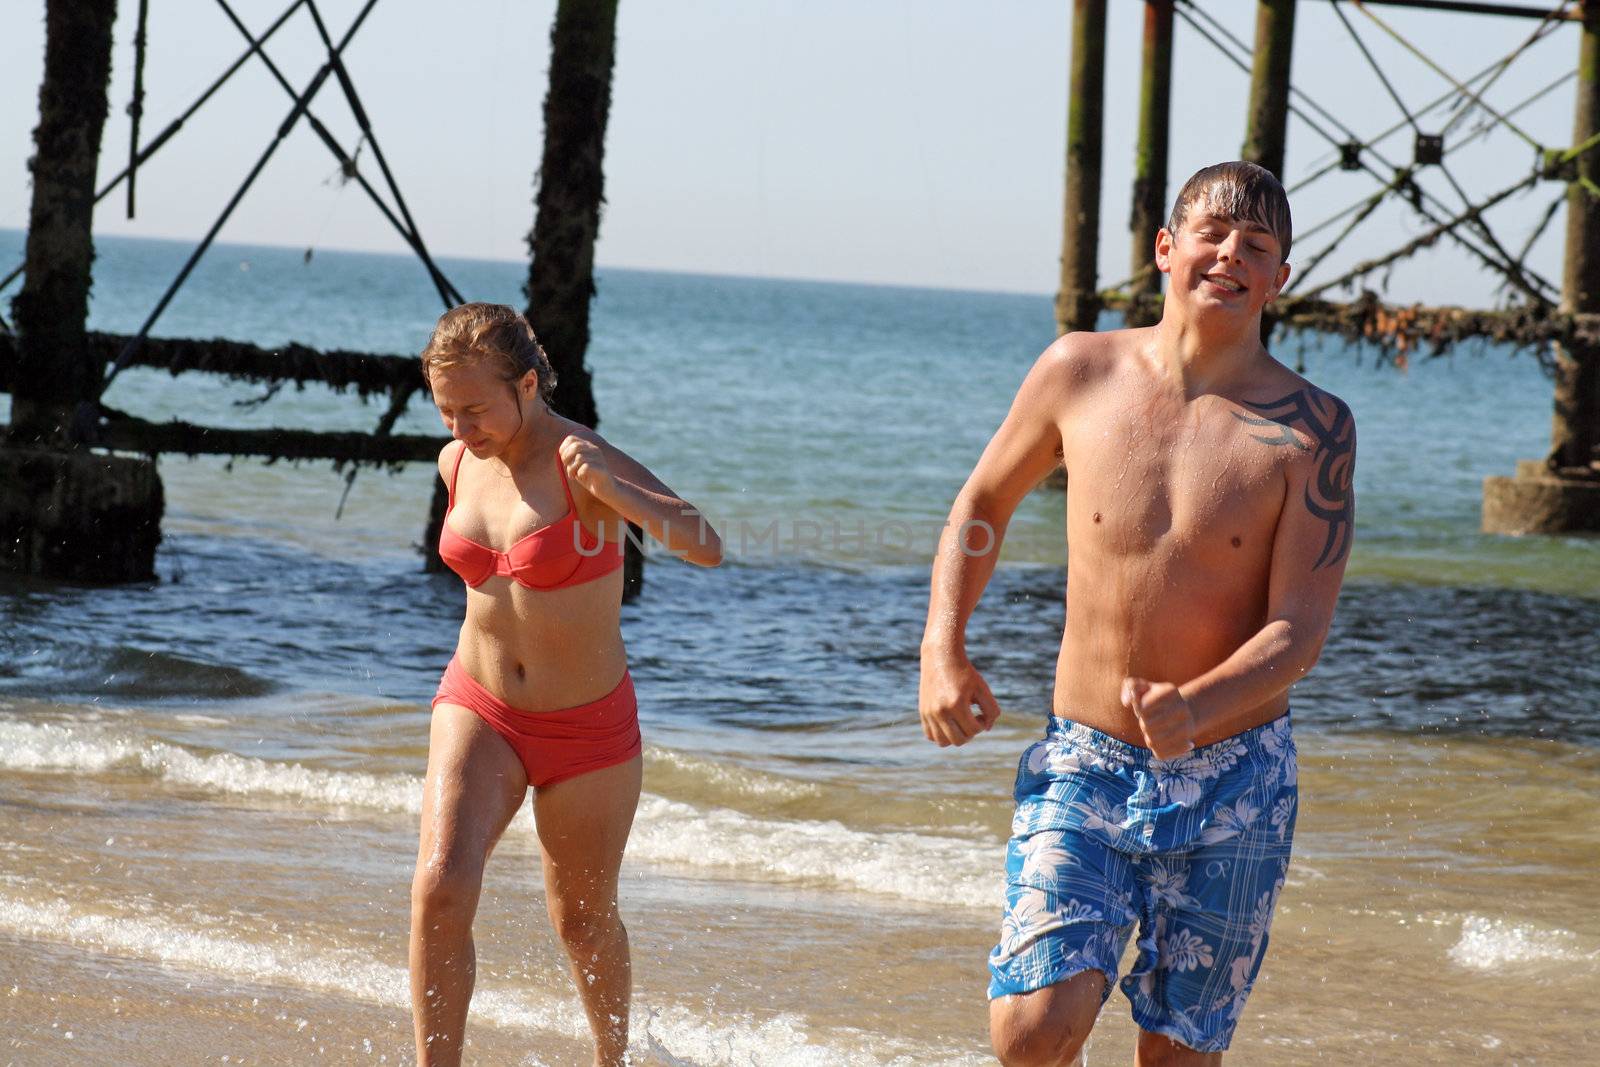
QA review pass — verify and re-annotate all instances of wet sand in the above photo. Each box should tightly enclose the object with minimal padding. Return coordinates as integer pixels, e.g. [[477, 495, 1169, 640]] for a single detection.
[[4, 699, 1597, 1065]]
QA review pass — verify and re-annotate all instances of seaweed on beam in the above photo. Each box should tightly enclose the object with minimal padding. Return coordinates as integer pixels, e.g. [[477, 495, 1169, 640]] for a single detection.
[[0, 331, 423, 399], [94, 408, 445, 469], [1096, 288, 1600, 367]]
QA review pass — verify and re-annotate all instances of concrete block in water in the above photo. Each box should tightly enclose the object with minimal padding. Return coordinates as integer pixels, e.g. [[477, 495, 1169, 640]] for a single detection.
[[1482, 463, 1600, 536], [0, 447, 163, 582]]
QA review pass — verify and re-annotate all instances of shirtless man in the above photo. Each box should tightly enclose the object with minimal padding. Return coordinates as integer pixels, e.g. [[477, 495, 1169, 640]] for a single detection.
[[919, 161, 1354, 1064]]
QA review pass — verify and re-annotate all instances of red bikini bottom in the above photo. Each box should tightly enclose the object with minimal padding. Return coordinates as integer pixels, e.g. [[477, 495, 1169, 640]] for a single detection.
[[432, 656, 641, 788]]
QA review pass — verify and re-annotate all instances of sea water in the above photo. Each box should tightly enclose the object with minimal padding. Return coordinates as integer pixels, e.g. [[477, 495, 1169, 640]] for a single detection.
[[1, 232, 1596, 1064]]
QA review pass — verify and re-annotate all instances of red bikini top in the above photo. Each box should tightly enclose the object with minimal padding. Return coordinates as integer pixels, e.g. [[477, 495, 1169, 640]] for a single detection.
[[437, 442, 623, 591]]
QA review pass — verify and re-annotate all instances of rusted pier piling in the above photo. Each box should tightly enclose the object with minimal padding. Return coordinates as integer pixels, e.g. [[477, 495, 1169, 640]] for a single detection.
[[1126, 0, 1175, 328], [525, 0, 641, 594], [1056, 0, 1107, 336], [1, 0, 163, 582], [1243, 0, 1297, 178], [1484, 0, 1600, 534]]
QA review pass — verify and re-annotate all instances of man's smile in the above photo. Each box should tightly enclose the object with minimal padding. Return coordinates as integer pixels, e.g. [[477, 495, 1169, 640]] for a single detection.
[[1203, 273, 1246, 293]]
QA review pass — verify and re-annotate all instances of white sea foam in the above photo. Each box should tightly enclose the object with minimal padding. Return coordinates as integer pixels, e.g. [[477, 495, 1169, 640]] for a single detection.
[[0, 719, 419, 812], [0, 892, 980, 1065], [0, 720, 1003, 909], [644, 744, 823, 802], [1447, 914, 1597, 971], [630, 795, 1002, 909], [169, 713, 234, 726]]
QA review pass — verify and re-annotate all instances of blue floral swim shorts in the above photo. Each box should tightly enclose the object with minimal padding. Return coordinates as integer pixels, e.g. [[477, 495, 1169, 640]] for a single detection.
[[987, 713, 1298, 1053]]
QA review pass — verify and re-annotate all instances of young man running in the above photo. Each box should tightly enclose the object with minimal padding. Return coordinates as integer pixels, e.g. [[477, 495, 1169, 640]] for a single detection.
[[920, 161, 1354, 1065]]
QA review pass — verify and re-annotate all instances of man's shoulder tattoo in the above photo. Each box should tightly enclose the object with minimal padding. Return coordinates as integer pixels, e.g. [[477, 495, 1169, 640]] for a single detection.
[[1233, 389, 1356, 570]]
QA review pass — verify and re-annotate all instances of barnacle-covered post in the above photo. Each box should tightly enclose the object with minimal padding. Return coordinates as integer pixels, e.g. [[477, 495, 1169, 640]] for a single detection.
[[1242, 0, 1296, 180], [1056, 0, 1108, 337], [522, 0, 643, 597], [1126, 0, 1174, 328], [1551, 1, 1600, 476], [1, 0, 165, 582], [1242, 0, 1296, 345], [1484, 0, 1600, 534]]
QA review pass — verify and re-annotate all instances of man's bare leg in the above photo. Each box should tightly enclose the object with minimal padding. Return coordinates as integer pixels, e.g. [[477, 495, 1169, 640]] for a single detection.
[[990, 969, 1106, 1066], [410, 705, 529, 1066], [534, 755, 643, 1067], [1136, 1028, 1222, 1066]]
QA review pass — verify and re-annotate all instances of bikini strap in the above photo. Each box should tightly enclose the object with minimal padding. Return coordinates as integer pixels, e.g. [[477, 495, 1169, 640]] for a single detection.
[[446, 440, 468, 509], [555, 450, 577, 510], [554, 448, 600, 547]]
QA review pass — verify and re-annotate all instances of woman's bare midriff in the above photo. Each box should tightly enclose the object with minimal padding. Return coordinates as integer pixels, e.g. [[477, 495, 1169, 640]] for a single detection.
[[452, 568, 627, 712]]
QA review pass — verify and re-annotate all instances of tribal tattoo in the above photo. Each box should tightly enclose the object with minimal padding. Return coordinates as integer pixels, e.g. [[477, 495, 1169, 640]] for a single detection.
[[1234, 389, 1356, 570]]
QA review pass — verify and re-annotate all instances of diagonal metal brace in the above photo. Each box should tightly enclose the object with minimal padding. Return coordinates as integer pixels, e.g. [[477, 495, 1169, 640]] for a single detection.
[[210, 0, 462, 309], [303, 0, 462, 307], [0, 0, 309, 299], [101, 0, 384, 398]]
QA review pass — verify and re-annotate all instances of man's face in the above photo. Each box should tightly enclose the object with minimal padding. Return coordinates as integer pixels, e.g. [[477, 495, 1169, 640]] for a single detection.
[[1155, 202, 1291, 322]]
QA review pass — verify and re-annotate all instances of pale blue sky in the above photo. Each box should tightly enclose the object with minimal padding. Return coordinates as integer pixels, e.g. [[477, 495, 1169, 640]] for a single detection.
[[0, 1, 1588, 305]]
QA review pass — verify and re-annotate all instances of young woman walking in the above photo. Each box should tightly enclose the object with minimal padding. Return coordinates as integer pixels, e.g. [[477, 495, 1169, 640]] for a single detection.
[[410, 302, 721, 1065]]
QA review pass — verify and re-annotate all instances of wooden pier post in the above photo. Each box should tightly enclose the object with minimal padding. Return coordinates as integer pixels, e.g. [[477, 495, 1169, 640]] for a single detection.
[[1056, 0, 1108, 337], [2, 0, 165, 583], [524, 0, 618, 433], [9, 0, 118, 447], [1484, 0, 1600, 533], [1552, 0, 1600, 473], [522, 0, 644, 596], [1242, 0, 1297, 179], [1127, 0, 1174, 328]]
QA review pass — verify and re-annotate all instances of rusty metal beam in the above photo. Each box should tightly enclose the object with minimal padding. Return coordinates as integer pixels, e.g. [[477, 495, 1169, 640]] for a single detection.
[[1332, 0, 1580, 20]]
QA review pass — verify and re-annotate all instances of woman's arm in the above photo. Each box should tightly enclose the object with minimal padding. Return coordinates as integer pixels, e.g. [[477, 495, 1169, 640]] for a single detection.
[[558, 432, 723, 567]]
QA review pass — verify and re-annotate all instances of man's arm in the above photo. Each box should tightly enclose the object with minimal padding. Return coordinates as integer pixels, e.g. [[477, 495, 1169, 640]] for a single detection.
[[920, 338, 1076, 747], [1126, 394, 1356, 756]]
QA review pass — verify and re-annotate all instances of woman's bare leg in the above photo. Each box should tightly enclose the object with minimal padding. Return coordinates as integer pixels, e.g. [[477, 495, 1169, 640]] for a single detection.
[[410, 704, 528, 1067], [533, 755, 643, 1067]]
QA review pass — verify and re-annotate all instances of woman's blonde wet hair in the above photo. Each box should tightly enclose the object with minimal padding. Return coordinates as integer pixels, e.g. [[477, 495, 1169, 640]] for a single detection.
[[420, 302, 557, 407]]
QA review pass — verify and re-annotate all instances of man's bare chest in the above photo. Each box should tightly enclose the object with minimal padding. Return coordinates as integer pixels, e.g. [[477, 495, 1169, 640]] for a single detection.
[[1059, 395, 1301, 560]]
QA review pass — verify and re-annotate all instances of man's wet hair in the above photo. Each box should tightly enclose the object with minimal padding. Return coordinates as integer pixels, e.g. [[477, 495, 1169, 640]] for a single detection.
[[1167, 161, 1293, 262]]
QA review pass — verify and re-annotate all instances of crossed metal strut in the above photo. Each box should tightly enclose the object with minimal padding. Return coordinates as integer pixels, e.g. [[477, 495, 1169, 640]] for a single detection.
[[1, 0, 464, 392]]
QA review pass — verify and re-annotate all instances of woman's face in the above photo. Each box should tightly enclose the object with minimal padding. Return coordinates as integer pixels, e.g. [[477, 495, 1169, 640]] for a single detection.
[[429, 360, 538, 458]]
